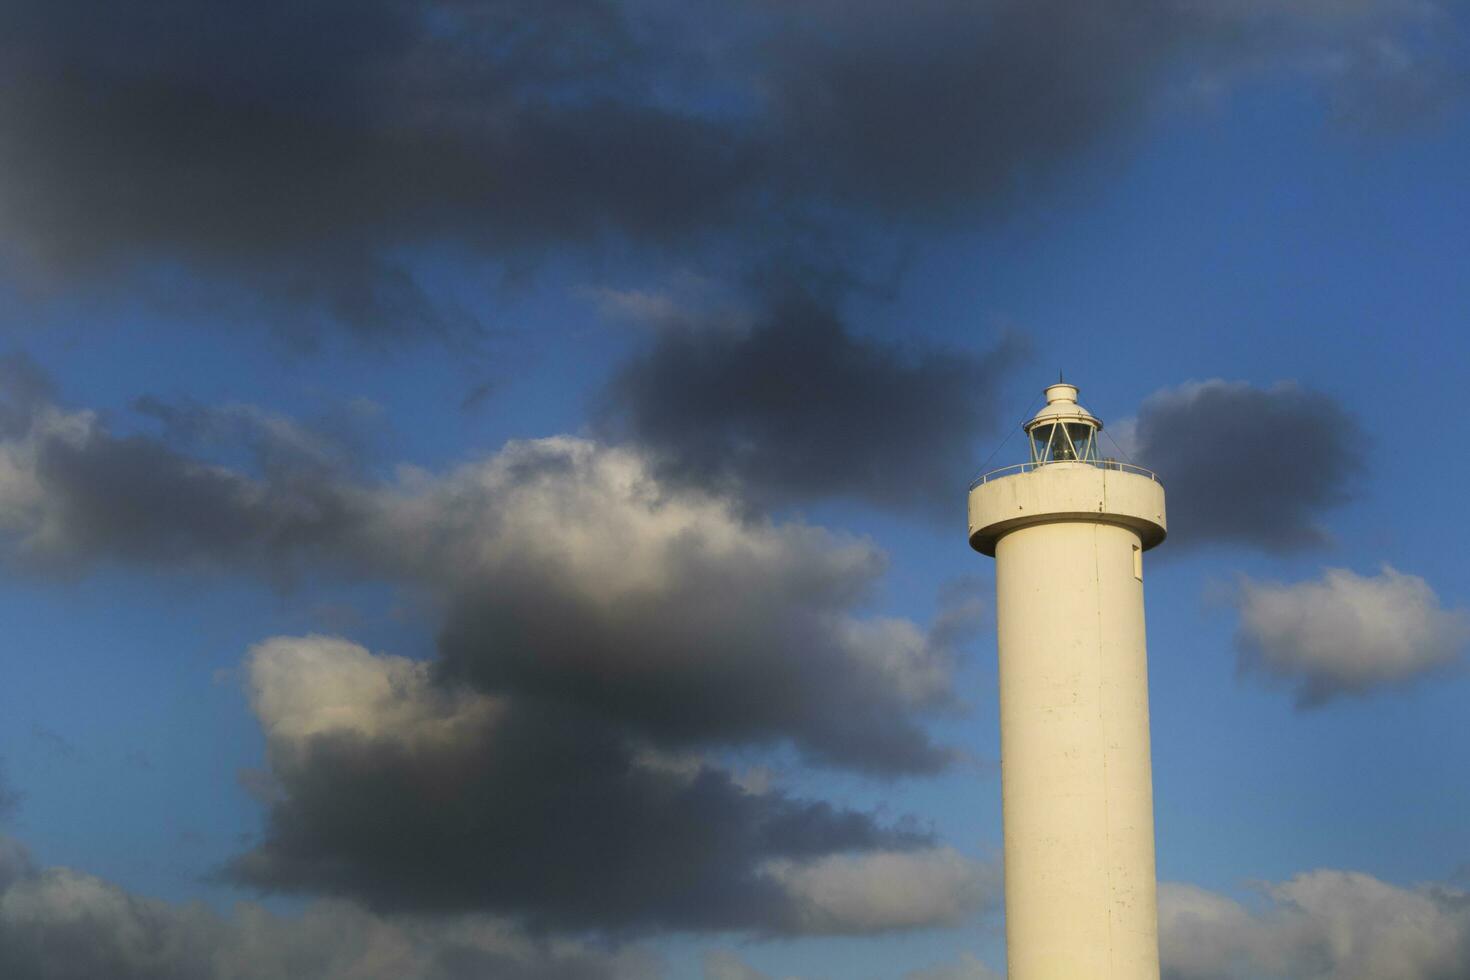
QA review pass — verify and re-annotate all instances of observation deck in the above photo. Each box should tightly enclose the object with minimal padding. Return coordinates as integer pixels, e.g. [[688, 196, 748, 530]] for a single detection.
[[967, 384, 1167, 556]]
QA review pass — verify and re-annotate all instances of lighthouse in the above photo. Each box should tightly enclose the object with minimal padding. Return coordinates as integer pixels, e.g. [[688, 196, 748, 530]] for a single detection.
[[969, 382, 1167, 979]]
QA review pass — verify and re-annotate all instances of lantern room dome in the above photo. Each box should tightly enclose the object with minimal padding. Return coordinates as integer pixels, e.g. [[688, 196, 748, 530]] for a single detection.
[[1023, 383, 1102, 433]]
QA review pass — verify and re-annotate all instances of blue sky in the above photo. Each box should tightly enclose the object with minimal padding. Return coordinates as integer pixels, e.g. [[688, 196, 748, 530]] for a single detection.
[[0, 3, 1468, 979]]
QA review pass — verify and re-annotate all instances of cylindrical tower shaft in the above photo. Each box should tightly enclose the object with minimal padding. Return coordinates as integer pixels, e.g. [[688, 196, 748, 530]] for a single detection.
[[995, 521, 1158, 979], [969, 382, 1167, 980]]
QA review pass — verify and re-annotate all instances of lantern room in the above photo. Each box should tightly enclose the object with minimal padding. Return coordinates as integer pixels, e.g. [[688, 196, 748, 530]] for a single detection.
[[1024, 382, 1101, 465]]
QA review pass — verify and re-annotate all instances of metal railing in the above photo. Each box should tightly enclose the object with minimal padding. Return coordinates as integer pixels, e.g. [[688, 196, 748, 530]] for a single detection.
[[969, 459, 1159, 490]]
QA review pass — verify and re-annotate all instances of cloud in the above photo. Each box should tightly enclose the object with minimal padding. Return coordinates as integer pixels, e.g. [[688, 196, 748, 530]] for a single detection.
[[758, 0, 1177, 221], [1179, 0, 1464, 131], [703, 947, 1006, 980], [229, 635, 990, 934], [0, 371, 988, 931], [419, 437, 962, 772], [0, 365, 963, 773], [1122, 380, 1364, 551], [1233, 565, 1470, 707], [764, 847, 995, 935], [902, 952, 1005, 980], [0, 400, 362, 578], [0, 359, 385, 580], [0, 353, 55, 438], [702, 950, 780, 980], [130, 396, 367, 477], [0, 0, 1451, 337], [0, 834, 664, 980], [598, 290, 1027, 516], [0, 367, 993, 931], [759, 0, 1459, 214], [0, 362, 988, 930], [1159, 870, 1470, 980], [0, 0, 754, 341]]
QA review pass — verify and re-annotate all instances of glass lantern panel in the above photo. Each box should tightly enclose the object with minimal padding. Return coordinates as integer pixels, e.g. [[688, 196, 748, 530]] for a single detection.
[[1052, 424, 1079, 461], [1030, 425, 1054, 463], [1065, 423, 1096, 461]]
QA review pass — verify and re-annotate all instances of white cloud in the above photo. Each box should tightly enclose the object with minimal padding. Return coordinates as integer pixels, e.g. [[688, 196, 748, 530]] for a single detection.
[[1159, 881, 1268, 979], [1159, 871, 1470, 980], [1235, 565, 1470, 705], [0, 405, 97, 554], [584, 273, 750, 334], [247, 635, 502, 747], [763, 847, 996, 935]]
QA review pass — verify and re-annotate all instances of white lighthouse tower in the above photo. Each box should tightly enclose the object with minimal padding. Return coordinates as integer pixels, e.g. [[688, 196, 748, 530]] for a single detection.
[[969, 381, 1167, 980]]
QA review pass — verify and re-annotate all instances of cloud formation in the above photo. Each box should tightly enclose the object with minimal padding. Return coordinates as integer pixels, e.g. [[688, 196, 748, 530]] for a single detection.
[[0, 361, 986, 931], [230, 635, 990, 934], [1234, 565, 1470, 707], [0, 0, 753, 341], [1159, 870, 1470, 980], [765, 846, 994, 935], [0, 399, 361, 579], [376, 436, 964, 773], [0, 834, 663, 980], [0, 0, 1452, 336], [0, 363, 966, 771], [598, 291, 1026, 516], [1122, 380, 1364, 551]]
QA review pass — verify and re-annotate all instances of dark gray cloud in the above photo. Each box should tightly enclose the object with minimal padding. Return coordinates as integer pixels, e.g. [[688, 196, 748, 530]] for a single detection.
[[1, 0, 1448, 337], [29, 432, 355, 573], [0, 0, 754, 340], [598, 291, 1027, 517], [1124, 380, 1364, 551], [5, 426, 359, 579], [0, 364, 368, 577], [420, 437, 962, 774], [230, 636, 989, 933], [755, 0, 1177, 221], [234, 692, 918, 932], [0, 833, 665, 980], [0, 353, 54, 438], [223, 439, 985, 928]]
